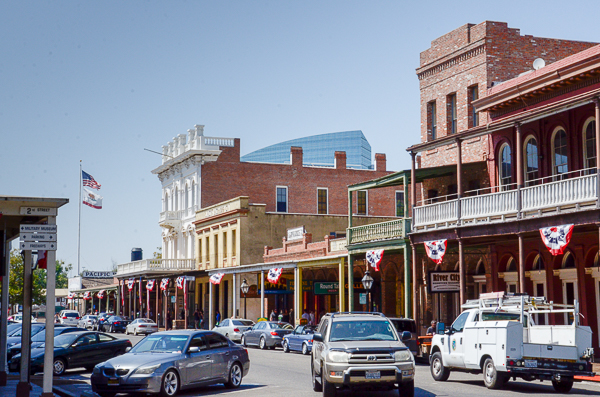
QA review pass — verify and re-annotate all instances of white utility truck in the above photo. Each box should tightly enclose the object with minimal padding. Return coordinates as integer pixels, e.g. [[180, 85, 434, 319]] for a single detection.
[[429, 292, 594, 392]]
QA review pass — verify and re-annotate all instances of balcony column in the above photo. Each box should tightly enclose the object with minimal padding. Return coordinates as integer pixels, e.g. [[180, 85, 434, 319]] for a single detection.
[[456, 138, 463, 224], [208, 281, 213, 329], [411, 243, 418, 329], [410, 152, 417, 218], [339, 257, 345, 312], [516, 123, 523, 215], [403, 246, 411, 318], [459, 239, 466, 305], [594, 98, 600, 206], [518, 233, 526, 293], [260, 271, 265, 319], [348, 255, 354, 311]]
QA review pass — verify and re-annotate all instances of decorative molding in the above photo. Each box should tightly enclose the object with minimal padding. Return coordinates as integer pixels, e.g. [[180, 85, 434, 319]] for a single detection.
[[417, 45, 485, 81]]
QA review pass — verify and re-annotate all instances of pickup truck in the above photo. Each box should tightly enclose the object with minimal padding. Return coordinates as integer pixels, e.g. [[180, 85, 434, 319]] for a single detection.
[[429, 293, 594, 393]]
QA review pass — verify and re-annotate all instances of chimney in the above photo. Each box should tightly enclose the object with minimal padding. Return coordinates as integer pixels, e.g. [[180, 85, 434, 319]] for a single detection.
[[290, 146, 303, 166], [334, 151, 347, 169], [375, 153, 386, 171]]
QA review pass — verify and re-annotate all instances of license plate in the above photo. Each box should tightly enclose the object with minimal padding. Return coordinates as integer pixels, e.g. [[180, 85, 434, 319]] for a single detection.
[[365, 371, 381, 379], [108, 378, 119, 386], [524, 360, 538, 368]]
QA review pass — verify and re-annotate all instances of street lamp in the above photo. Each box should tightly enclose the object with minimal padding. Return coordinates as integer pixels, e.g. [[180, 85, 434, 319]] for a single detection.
[[240, 278, 249, 319], [361, 270, 374, 312]]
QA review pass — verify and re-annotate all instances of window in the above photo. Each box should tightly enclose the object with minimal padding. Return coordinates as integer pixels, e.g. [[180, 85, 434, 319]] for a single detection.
[[427, 189, 438, 203], [98, 334, 115, 343], [357, 190, 367, 215], [185, 184, 189, 210], [317, 188, 328, 215], [395, 191, 405, 217], [469, 85, 479, 127], [189, 335, 207, 351], [584, 118, 596, 171], [213, 233, 218, 264], [232, 229, 236, 258], [448, 94, 457, 134], [450, 311, 470, 333], [191, 181, 196, 208], [222, 231, 227, 260], [429, 101, 437, 140], [499, 143, 512, 188], [174, 187, 178, 211], [552, 128, 568, 176], [525, 136, 539, 185], [276, 186, 288, 213], [467, 180, 480, 196]]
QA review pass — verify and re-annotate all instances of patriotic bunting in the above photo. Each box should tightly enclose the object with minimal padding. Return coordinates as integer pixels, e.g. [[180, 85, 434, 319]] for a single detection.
[[176, 276, 186, 290], [83, 291, 92, 300], [366, 250, 384, 271], [37, 250, 47, 269], [424, 239, 447, 264], [267, 268, 283, 284], [67, 292, 75, 299], [210, 273, 225, 285], [97, 290, 105, 299], [540, 224, 575, 256], [127, 278, 135, 291], [146, 279, 155, 291], [160, 278, 170, 291]]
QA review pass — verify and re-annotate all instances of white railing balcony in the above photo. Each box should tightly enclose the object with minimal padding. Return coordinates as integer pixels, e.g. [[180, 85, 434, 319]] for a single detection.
[[348, 219, 410, 245], [159, 210, 184, 228], [413, 169, 598, 230], [117, 258, 196, 276]]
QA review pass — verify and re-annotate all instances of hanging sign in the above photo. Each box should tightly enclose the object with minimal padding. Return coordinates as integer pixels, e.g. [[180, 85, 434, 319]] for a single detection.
[[366, 250, 384, 271], [428, 271, 460, 293], [424, 239, 447, 264], [540, 224, 574, 256]]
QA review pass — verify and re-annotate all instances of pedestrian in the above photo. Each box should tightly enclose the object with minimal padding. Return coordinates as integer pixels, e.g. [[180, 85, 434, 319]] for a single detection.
[[278, 311, 283, 322], [157, 312, 162, 328], [194, 309, 200, 330], [199, 310, 205, 329], [301, 309, 310, 325], [282, 309, 289, 323], [180, 308, 185, 320], [270, 309, 277, 321], [427, 320, 437, 335], [166, 311, 173, 330], [215, 309, 221, 325], [309, 310, 315, 326]]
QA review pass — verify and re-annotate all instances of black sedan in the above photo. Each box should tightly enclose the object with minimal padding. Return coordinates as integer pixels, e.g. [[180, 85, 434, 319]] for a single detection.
[[9, 331, 132, 376], [6, 323, 69, 349], [102, 316, 130, 333], [8, 326, 84, 361]]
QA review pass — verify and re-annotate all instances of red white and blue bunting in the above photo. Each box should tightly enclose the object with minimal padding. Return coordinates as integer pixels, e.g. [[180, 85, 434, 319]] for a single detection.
[[67, 292, 75, 299], [267, 268, 283, 284], [540, 224, 574, 256], [424, 239, 447, 265], [127, 278, 135, 291], [210, 273, 225, 285], [97, 290, 105, 299], [83, 291, 92, 300], [366, 250, 384, 271], [160, 278, 170, 291], [146, 279, 155, 291], [176, 276, 186, 290]]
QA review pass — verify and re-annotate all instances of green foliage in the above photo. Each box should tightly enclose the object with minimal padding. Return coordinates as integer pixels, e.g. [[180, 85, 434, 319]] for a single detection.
[[153, 247, 162, 260]]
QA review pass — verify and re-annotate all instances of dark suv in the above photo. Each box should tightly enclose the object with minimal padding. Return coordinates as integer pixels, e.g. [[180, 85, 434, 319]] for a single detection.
[[388, 318, 417, 356], [311, 312, 415, 397]]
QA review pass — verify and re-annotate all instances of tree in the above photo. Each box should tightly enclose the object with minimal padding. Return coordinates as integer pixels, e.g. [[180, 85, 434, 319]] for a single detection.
[[153, 247, 162, 260]]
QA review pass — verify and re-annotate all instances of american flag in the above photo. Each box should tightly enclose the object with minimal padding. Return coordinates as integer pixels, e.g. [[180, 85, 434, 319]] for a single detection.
[[82, 170, 101, 190], [97, 290, 105, 299], [83, 291, 92, 300], [210, 273, 224, 285]]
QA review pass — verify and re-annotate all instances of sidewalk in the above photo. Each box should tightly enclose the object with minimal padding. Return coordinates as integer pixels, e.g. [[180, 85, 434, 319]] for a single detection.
[[0, 376, 54, 397]]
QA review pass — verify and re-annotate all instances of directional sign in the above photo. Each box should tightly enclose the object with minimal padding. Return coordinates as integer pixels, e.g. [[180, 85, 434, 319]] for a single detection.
[[20, 207, 57, 216], [20, 225, 57, 233], [20, 241, 57, 251], [20, 233, 57, 242]]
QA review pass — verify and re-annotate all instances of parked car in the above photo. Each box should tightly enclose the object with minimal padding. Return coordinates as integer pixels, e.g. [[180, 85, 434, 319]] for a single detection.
[[92, 312, 114, 331], [241, 321, 293, 349], [388, 317, 418, 356], [91, 330, 250, 397], [125, 318, 158, 335], [9, 331, 132, 376], [7, 326, 84, 361], [102, 316, 130, 333], [7, 323, 45, 349], [58, 310, 81, 326], [212, 318, 254, 342], [282, 325, 316, 355], [78, 315, 98, 330], [10, 313, 36, 323]]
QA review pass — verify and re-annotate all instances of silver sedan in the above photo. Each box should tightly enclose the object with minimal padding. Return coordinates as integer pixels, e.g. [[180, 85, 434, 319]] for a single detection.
[[212, 318, 254, 342], [125, 318, 158, 335], [77, 315, 98, 330], [91, 330, 250, 397]]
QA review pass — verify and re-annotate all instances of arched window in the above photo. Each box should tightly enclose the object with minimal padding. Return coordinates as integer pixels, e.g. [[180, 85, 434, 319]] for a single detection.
[[191, 181, 196, 209], [174, 187, 178, 211], [524, 136, 539, 184], [506, 257, 516, 272], [499, 143, 512, 187], [562, 252, 575, 268], [584, 118, 596, 171], [533, 255, 545, 271], [552, 128, 568, 176], [164, 192, 169, 212], [185, 183, 189, 210]]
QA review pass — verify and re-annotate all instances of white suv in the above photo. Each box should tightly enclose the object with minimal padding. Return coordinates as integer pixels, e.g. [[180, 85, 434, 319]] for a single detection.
[[58, 310, 81, 326]]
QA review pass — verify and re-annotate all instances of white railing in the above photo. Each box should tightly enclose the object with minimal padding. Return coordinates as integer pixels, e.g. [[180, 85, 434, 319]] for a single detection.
[[204, 137, 235, 147], [522, 173, 597, 211], [159, 210, 181, 223], [414, 200, 458, 227], [348, 219, 408, 244], [462, 189, 518, 220], [117, 258, 196, 276]]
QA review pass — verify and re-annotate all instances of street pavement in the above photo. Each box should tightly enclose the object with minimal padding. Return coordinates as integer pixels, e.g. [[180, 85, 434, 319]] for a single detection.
[[51, 332, 600, 397]]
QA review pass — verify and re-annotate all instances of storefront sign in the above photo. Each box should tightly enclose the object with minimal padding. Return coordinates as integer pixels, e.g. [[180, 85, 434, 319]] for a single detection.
[[359, 293, 367, 304], [82, 271, 115, 278], [287, 280, 313, 292], [287, 226, 305, 241], [203, 203, 231, 218], [330, 238, 347, 252], [314, 282, 339, 295], [429, 271, 460, 293]]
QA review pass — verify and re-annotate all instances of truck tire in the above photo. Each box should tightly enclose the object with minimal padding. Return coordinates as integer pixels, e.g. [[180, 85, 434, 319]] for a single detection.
[[430, 352, 450, 381], [398, 379, 414, 397], [483, 358, 504, 389], [322, 374, 336, 397], [311, 360, 322, 392], [552, 378, 574, 393]]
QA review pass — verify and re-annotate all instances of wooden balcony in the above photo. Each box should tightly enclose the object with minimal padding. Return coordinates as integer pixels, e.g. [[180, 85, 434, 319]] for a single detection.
[[117, 258, 195, 276], [347, 218, 410, 246], [413, 171, 598, 231]]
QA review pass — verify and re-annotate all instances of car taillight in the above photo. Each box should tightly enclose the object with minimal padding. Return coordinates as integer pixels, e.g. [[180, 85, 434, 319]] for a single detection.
[[233, 328, 240, 332], [114, 322, 120, 325], [76, 317, 80, 320], [139, 325, 146, 327], [62, 316, 67, 319], [308, 339, 313, 343], [270, 331, 278, 336]]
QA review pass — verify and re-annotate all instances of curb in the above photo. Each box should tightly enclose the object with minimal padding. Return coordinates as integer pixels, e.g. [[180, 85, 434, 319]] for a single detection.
[[52, 385, 78, 397]]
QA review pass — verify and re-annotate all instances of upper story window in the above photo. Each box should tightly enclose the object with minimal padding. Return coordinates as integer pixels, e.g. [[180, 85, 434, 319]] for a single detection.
[[185, 184, 190, 210], [395, 191, 405, 217], [174, 187, 179, 211], [164, 192, 169, 212], [584, 118, 596, 171], [552, 128, 568, 176], [469, 85, 479, 127], [447, 94, 457, 134], [524, 136, 539, 185], [428, 101, 437, 140], [191, 181, 196, 209], [499, 143, 512, 188], [357, 190, 367, 215], [276, 186, 288, 213], [317, 188, 328, 215]]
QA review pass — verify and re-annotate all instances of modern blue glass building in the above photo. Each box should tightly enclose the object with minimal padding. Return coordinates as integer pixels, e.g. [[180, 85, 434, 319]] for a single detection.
[[240, 130, 372, 169]]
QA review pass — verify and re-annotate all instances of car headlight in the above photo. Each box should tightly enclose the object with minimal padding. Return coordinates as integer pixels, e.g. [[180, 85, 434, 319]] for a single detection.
[[134, 363, 161, 375], [394, 350, 412, 362], [93, 365, 102, 375], [327, 351, 349, 363]]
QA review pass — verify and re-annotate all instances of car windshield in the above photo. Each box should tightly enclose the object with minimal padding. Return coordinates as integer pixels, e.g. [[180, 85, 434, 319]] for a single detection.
[[130, 334, 189, 353], [65, 313, 79, 318], [7, 324, 21, 335], [32, 328, 69, 342], [232, 320, 253, 326], [329, 320, 397, 342], [54, 333, 80, 348], [13, 325, 44, 337], [269, 323, 293, 330], [109, 316, 126, 321], [88, 316, 98, 320], [138, 318, 155, 324]]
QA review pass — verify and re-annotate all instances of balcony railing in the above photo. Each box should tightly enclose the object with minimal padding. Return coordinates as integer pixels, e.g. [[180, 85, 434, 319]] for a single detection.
[[117, 258, 196, 276], [413, 170, 598, 230], [348, 218, 410, 245]]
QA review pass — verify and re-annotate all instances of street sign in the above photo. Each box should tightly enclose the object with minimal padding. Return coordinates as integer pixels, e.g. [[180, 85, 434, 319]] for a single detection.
[[20, 233, 57, 242], [20, 241, 57, 251], [19, 207, 57, 216], [20, 224, 57, 233]]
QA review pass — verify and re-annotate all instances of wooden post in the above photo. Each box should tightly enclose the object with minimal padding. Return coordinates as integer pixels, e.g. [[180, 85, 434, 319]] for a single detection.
[[456, 138, 463, 223], [459, 239, 466, 304], [518, 233, 526, 293], [411, 152, 417, 218]]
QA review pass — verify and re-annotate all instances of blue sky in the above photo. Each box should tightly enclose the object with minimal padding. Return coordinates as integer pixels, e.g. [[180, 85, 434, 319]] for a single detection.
[[2, 1, 598, 275]]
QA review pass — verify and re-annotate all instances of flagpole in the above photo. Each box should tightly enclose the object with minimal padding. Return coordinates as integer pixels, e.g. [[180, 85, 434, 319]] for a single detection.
[[78, 160, 82, 277]]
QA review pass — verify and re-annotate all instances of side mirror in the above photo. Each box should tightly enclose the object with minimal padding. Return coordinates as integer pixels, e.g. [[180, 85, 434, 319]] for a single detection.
[[313, 333, 323, 342], [401, 331, 412, 341], [436, 322, 445, 334], [125, 346, 131, 353], [188, 346, 200, 353]]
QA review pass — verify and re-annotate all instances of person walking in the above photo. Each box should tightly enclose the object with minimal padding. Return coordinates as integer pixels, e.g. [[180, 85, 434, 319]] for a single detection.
[[194, 309, 200, 330], [269, 309, 277, 321], [166, 311, 173, 331], [282, 309, 289, 323], [199, 310, 205, 329], [215, 309, 221, 325], [309, 310, 315, 326]]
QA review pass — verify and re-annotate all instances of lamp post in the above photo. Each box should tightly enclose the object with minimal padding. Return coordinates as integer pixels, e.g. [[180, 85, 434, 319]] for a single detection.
[[240, 278, 249, 319], [361, 270, 374, 312]]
